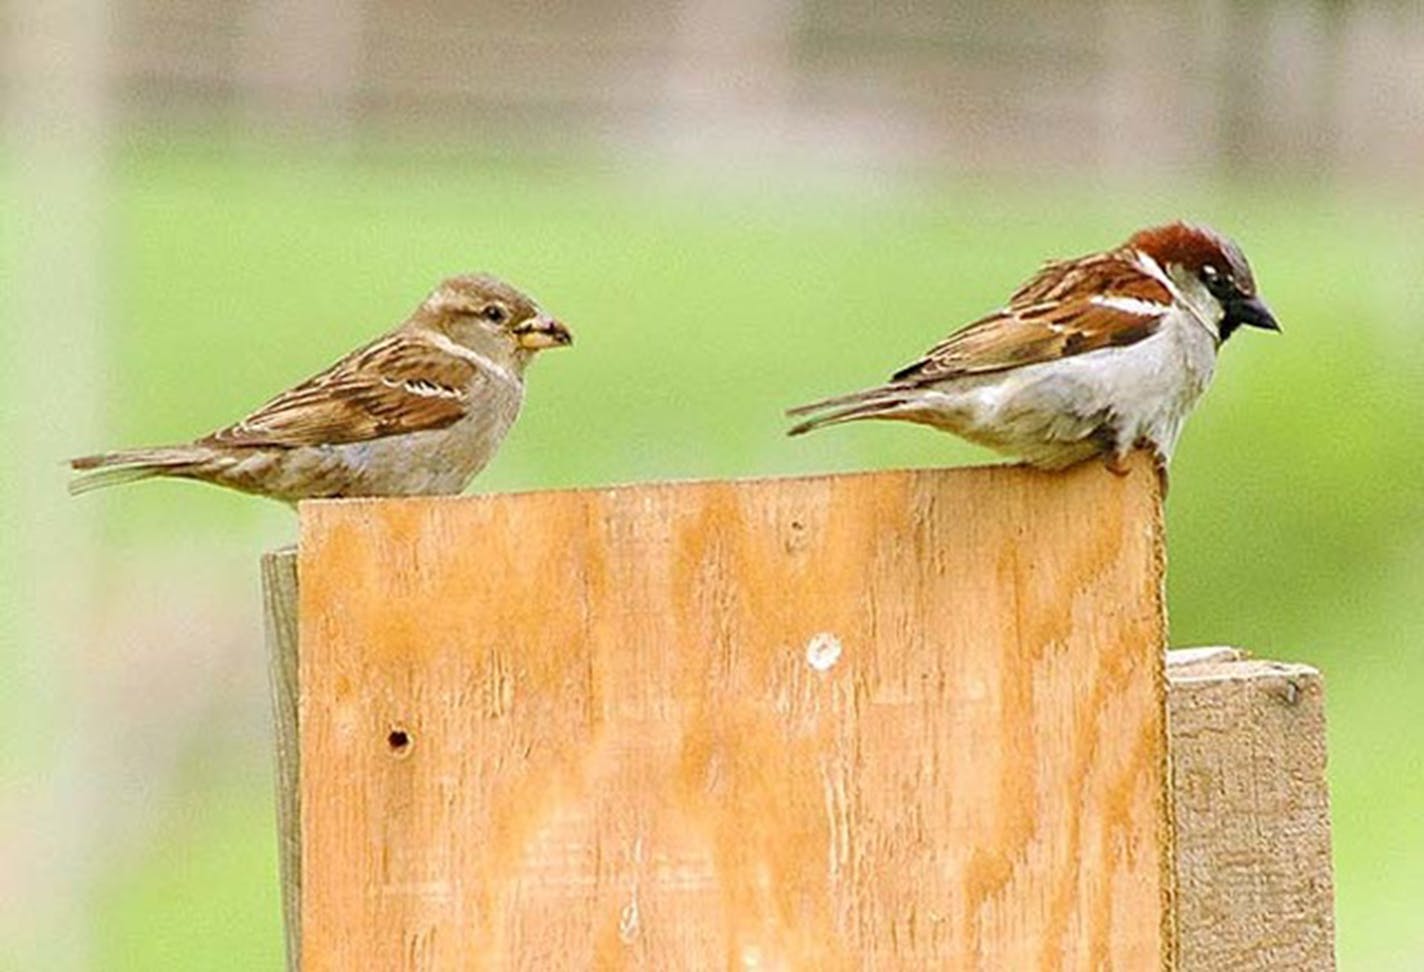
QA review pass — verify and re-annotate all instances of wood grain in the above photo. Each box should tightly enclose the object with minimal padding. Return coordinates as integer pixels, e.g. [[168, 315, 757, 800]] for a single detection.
[[290, 459, 1171, 969], [1168, 650, 1336, 970]]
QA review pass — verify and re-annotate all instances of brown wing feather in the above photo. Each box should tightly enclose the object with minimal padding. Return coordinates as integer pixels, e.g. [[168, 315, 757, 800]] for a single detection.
[[201, 333, 478, 448], [892, 250, 1173, 383]]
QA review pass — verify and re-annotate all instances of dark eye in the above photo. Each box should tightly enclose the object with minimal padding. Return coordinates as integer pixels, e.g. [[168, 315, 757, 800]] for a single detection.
[[1199, 264, 1234, 298], [481, 304, 507, 324]]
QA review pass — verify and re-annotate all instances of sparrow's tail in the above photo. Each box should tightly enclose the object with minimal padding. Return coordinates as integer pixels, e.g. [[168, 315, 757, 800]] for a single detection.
[[785, 383, 918, 437], [68, 447, 201, 496]]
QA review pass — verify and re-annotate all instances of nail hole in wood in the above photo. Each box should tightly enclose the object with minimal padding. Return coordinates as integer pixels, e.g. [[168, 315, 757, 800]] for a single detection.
[[387, 727, 412, 756]]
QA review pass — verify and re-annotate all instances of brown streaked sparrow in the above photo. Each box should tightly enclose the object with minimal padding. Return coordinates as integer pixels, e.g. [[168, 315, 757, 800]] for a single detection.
[[787, 222, 1278, 476], [70, 273, 572, 502]]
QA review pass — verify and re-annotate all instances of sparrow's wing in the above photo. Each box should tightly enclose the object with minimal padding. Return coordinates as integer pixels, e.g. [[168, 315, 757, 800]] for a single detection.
[[200, 333, 481, 448], [891, 252, 1174, 384]]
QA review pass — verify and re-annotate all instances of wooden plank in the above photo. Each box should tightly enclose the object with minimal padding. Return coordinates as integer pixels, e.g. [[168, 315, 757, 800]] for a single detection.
[[262, 572, 1340, 971], [287, 459, 1170, 969], [1167, 650, 1336, 970], [262, 549, 302, 972]]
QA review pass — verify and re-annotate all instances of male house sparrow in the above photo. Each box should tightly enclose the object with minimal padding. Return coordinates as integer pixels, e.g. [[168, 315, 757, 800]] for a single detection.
[[70, 273, 571, 502], [787, 222, 1278, 475]]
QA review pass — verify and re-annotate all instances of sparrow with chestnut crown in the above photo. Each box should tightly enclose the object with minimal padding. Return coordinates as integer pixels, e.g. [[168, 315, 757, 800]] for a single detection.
[[788, 222, 1278, 479]]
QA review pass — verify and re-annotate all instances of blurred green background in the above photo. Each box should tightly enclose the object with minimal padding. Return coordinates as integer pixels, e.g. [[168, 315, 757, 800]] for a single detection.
[[4, 2, 1423, 969]]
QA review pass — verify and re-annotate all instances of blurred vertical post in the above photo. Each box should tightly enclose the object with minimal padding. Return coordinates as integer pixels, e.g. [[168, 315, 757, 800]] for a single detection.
[[1, 0, 110, 968], [238, 0, 367, 140]]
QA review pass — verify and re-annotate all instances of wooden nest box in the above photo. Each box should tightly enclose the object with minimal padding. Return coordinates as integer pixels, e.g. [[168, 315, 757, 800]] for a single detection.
[[263, 456, 1335, 969]]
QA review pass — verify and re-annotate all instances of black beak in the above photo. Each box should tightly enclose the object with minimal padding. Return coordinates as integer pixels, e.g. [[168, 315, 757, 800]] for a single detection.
[[1229, 295, 1280, 333]]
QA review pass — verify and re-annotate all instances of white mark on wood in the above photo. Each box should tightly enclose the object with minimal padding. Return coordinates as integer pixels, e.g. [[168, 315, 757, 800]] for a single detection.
[[805, 632, 842, 671], [1167, 645, 1244, 668], [618, 899, 639, 943], [738, 943, 790, 970], [618, 835, 643, 944]]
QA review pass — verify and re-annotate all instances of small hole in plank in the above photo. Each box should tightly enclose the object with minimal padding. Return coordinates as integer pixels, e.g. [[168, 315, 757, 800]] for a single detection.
[[387, 728, 412, 755]]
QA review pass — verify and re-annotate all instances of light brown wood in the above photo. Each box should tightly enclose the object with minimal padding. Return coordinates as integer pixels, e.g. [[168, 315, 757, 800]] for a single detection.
[[287, 459, 1170, 970], [263, 565, 1341, 970], [1167, 650, 1336, 970], [262, 549, 302, 972]]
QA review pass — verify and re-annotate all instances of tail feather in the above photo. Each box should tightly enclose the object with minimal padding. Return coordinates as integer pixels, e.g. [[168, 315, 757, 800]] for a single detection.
[[67, 447, 199, 496], [785, 384, 894, 418], [785, 384, 915, 436]]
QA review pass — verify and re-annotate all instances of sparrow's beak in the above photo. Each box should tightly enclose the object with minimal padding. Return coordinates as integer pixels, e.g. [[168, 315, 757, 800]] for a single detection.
[[1231, 294, 1281, 333], [514, 315, 573, 350]]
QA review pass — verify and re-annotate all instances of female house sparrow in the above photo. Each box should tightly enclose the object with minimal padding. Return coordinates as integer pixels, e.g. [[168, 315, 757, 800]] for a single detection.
[[787, 222, 1278, 474], [70, 274, 571, 502]]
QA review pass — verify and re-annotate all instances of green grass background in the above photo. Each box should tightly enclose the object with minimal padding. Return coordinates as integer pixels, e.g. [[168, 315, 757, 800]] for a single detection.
[[6, 140, 1424, 967]]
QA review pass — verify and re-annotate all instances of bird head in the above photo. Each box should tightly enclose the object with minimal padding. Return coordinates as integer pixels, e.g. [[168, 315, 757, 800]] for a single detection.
[[418, 273, 573, 360], [1129, 222, 1279, 341]]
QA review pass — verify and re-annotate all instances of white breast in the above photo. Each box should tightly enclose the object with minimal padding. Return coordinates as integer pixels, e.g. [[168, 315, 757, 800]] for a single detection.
[[914, 304, 1219, 468]]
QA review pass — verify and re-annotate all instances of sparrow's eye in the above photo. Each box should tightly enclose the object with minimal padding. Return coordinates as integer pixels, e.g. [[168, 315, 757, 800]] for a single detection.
[[481, 304, 508, 324], [1199, 263, 1235, 299]]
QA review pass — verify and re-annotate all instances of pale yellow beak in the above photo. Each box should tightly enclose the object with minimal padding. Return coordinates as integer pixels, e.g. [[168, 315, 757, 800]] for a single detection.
[[514, 314, 573, 350]]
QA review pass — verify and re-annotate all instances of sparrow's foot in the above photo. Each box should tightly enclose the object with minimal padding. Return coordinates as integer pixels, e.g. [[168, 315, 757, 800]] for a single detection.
[[1102, 452, 1133, 477]]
